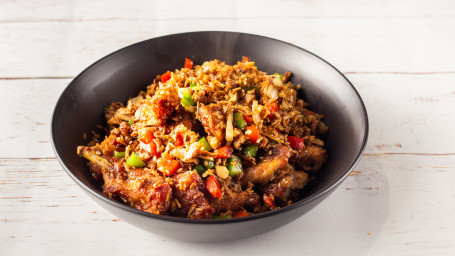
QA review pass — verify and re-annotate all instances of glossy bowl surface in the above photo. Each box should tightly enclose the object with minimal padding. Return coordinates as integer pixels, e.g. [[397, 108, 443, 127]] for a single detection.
[[51, 31, 368, 242]]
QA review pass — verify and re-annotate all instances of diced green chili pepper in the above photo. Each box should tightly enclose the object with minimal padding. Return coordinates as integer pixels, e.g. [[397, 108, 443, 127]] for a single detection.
[[194, 165, 205, 176], [273, 73, 284, 80], [126, 153, 146, 167], [233, 112, 247, 130], [178, 88, 196, 106], [128, 120, 133, 125], [243, 144, 258, 157], [227, 155, 243, 177], [211, 214, 232, 219], [180, 97, 195, 107], [198, 137, 212, 151], [202, 160, 215, 170], [113, 151, 125, 158]]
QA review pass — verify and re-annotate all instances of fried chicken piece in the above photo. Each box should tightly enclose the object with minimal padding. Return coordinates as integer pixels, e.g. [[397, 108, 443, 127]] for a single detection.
[[171, 171, 214, 219], [210, 186, 260, 213], [135, 86, 179, 126], [77, 146, 172, 214], [196, 104, 226, 149], [292, 145, 328, 175], [241, 145, 291, 185], [264, 167, 309, 205]]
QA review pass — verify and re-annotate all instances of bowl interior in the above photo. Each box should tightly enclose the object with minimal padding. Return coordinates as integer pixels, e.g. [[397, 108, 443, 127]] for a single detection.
[[52, 31, 368, 220]]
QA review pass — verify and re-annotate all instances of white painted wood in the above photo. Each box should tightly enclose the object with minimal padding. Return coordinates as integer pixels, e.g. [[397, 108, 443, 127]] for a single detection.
[[1, 0, 455, 255], [1, 1, 455, 77]]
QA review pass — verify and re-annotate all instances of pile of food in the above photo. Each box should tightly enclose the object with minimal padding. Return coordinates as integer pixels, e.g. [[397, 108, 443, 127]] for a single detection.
[[77, 57, 328, 219]]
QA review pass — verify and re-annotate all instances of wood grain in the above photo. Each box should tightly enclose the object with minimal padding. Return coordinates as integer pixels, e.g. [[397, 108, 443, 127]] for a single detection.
[[1, 0, 455, 255], [1, 0, 454, 22], [1, 10, 455, 77]]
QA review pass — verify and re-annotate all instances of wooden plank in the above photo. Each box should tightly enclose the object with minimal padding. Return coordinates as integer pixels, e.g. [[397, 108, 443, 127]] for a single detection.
[[0, 79, 68, 158], [1, 73, 453, 158], [1, 154, 453, 255], [1, 0, 454, 22], [0, 16, 455, 77], [349, 73, 455, 154]]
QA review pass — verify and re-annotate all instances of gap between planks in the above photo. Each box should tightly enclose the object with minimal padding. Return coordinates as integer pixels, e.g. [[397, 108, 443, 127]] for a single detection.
[[1, 14, 455, 24]]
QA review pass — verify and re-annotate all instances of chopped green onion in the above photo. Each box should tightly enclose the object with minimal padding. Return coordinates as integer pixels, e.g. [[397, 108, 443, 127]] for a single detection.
[[128, 120, 133, 125], [243, 144, 258, 157], [211, 214, 232, 219], [194, 165, 205, 176], [126, 153, 146, 167], [227, 155, 243, 177], [202, 160, 215, 170], [233, 112, 247, 130], [270, 139, 278, 144], [273, 73, 284, 80], [189, 82, 197, 87], [113, 151, 125, 158], [198, 137, 212, 151]]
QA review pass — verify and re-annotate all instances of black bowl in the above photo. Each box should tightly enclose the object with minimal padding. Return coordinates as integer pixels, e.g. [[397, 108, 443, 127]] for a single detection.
[[51, 31, 368, 242]]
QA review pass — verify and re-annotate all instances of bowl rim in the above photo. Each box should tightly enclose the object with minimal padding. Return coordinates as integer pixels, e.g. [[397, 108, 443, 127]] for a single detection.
[[51, 31, 369, 224]]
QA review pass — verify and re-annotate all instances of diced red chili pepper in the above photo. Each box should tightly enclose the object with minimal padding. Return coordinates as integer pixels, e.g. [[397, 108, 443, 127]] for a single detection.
[[215, 145, 234, 159], [175, 132, 184, 147], [288, 136, 305, 150], [246, 125, 260, 144], [232, 210, 249, 218], [139, 129, 155, 144], [184, 58, 193, 69], [161, 71, 171, 83], [263, 193, 275, 207], [206, 175, 222, 198], [145, 141, 157, 156], [242, 114, 253, 124], [267, 102, 279, 113], [158, 157, 180, 176]]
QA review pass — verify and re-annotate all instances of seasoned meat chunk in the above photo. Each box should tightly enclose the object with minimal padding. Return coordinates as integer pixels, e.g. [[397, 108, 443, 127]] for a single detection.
[[78, 146, 172, 214], [241, 145, 291, 185], [197, 104, 226, 149], [264, 168, 308, 205], [135, 87, 179, 126], [99, 121, 132, 156], [210, 187, 260, 212], [171, 171, 214, 219], [292, 145, 328, 174]]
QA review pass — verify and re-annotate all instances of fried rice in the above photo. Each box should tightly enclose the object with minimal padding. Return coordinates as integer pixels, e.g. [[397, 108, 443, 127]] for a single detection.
[[77, 56, 328, 219]]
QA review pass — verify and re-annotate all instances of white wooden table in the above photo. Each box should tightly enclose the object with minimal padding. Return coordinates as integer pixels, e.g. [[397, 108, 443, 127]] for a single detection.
[[1, 0, 454, 255]]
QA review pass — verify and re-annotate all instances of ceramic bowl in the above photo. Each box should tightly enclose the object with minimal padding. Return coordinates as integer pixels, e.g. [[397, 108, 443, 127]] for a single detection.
[[51, 31, 368, 242]]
